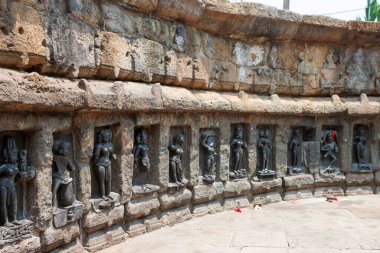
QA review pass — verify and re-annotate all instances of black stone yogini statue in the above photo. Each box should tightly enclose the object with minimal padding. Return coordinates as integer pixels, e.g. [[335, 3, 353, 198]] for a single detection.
[[201, 132, 216, 184], [321, 131, 338, 173], [168, 134, 188, 186], [93, 129, 115, 201], [288, 128, 304, 174], [257, 129, 275, 178], [52, 139, 75, 210], [0, 137, 35, 226], [133, 129, 151, 185], [229, 126, 247, 179], [354, 126, 371, 171]]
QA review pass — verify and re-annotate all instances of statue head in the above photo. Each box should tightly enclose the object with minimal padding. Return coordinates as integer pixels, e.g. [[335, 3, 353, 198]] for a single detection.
[[98, 129, 112, 143], [326, 131, 336, 143], [259, 129, 265, 138], [235, 126, 244, 139], [294, 128, 302, 138], [264, 129, 270, 138], [140, 129, 148, 144], [3, 137, 18, 164], [174, 134, 184, 145], [53, 139, 70, 156], [357, 126, 366, 137]]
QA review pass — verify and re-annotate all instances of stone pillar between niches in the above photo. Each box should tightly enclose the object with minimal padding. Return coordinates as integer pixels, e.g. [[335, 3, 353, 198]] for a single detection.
[[247, 122, 257, 178], [118, 117, 134, 204], [75, 120, 94, 213], [370, 122, 379, 168], [156, 121, 170, 190], [275, 122, 289, 178], [340, 120, 351, 173], [219, 122, 230, 182], [29, 128, 54, 228]]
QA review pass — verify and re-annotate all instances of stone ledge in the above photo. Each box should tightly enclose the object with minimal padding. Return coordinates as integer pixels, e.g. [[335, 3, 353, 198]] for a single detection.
[[345, 186, 374, 196], [251, 178, 283, 194], [223, 179, 251, 198], [345, 173, 375, 186], [158, 188, 192, 211], [314, 187, 344, 198], [115, 0, 380, 45], [0, 68, 379, 116], [283, 174, 314, 191], [283, 189, 314, 200]]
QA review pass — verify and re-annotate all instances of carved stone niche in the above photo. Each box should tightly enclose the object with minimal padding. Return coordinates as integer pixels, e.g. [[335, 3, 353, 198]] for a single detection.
[[51, 132, 84, 228], [0, 132, 36, 243], [287, 127, 318, 175], [320, 127, 342, 175], [199, 128, 219, 185], [90, 126, 120, 213], [256, 125, 276, 180], [168, 126, 190, 192], [132, 126, 159, 196], [229, 124, 248, 180], [352, 125, 372, 172]]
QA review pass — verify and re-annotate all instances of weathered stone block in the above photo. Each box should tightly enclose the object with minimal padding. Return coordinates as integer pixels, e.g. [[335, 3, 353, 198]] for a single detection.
[[314, 173, 345, 187], [283, 174, 314, 190], [252, 192, 282, 206], [40, 224, 80, 251], [143, 215, 163, 232], [159, 205, 192, 226], [125, 195, 160, 220], [84, 225, 126, 252], [345, 186, 374, 195], [82, 205, 124, 234], [283, 189, 314, 200], [223, 179, 251, 198], [192, 182, 224, 204], [251, 178, 283, 194], [223, 196, 250, 210], [158, 188, 192, 210], [0, 3, 46, 68], [191, 200, 223, 217], [125, 219, 146, 238], [67, 0, 101, 27], [98, 31, 133, 79], [345, 172, 374, 186], [50, 240, 85, 253], [0, 236, 41, 253], [314, 187, 344, 198], [102, 3, 135, 34], [155, 0, 205, 23], [43, 15, 96, 78]]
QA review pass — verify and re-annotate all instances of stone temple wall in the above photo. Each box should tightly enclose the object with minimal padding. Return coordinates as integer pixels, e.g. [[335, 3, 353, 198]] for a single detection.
[[0, 0, 379, 252]]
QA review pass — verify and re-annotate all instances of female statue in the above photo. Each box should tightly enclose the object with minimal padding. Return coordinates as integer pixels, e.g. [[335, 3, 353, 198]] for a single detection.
[[52, 139, 75, 209], [133, 129, 150, 185], [289, 128, 302, 168], [321, 131, 338, 172], [168, 134, 187, 186], [229, 126, 247, 179], [354, 126, 367, 165], [257, 129, 271, 171], [93, 129, 114, 201], [201, 132, 216, 183], [0, 137, 35, 226]]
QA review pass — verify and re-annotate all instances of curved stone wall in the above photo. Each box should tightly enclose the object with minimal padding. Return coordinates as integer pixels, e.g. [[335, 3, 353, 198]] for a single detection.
[[0, 1, 379, 252]]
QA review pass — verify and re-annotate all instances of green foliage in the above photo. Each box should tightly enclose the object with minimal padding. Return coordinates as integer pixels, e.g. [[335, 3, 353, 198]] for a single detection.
[[364, 0, 379, 21]]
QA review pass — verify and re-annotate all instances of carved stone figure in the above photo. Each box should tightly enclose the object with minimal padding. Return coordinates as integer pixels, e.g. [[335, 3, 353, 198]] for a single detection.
[[52, 139, 75, 209], [257, 129, 276, 178], [133, 128, 151, 186], [352, 126, 372, 172], [93, 129, 115, 201], [0, 137, 35, 226], [288, 128, 305, 175], [168, 134, 188, 186], [320, 131, 338, 173], [52, 138, 84, 227], [201, 132, 217, 184], [229, 126, 247, 179]]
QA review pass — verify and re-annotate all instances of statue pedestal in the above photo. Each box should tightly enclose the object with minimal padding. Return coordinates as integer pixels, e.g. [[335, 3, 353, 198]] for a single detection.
[[167, 178, 189, 193], [351, 163, 373, 173], [53, 201, 84, 228], [0, 219, 40, 253], [91, 192, 120, 213], [257, 169, 276, 180]]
